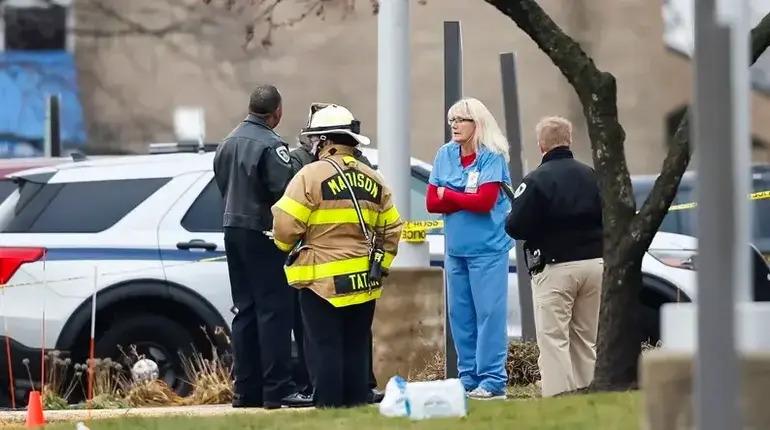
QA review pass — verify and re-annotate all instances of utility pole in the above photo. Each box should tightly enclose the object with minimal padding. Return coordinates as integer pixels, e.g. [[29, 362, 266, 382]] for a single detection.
[[693, 1, 750, 428]]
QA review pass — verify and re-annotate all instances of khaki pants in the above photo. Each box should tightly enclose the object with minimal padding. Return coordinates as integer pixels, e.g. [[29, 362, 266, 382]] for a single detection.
[[531, 258, 603, 397]]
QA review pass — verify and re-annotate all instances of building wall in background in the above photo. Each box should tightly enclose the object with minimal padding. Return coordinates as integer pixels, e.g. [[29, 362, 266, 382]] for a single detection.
[[72, 0, 770, 172]]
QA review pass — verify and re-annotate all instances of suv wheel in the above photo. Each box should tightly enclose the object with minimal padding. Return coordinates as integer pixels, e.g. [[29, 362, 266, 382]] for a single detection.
[[95, 314, 199, 396]]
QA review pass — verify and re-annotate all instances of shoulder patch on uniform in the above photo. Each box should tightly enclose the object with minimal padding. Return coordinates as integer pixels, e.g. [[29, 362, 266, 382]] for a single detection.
[[275, 146, 291, 164], [514, 182, 527, 199], [342, 156, 358, 167]]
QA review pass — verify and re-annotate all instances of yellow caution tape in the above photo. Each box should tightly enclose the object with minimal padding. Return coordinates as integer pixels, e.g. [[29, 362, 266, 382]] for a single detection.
[[398, 190, 770, 243], [400, 220, 444, 243], [669, 189, 770, 211]]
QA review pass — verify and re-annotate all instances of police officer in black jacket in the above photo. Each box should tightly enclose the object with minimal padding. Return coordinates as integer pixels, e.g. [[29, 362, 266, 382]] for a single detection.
[[213, 85, 312, 409], [505, 116, 603, 397]]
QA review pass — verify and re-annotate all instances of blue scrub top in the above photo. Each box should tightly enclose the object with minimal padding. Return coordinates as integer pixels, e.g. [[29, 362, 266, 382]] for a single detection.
[[429, 142, 514, 257]]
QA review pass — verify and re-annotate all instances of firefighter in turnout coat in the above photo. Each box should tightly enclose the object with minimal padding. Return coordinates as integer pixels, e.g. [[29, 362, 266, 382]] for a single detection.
[[271, 104, 403, 408]]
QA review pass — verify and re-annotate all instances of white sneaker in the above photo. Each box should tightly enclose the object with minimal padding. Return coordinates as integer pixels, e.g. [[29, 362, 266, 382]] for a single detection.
[[467, 387, 506, 400]]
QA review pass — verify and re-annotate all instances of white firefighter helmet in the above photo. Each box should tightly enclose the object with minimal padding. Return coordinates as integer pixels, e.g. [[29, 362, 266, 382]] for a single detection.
[[300, 103, 370, 146]]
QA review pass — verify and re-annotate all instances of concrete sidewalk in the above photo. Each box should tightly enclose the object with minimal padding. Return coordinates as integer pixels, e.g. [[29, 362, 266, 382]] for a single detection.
[[0, 404, 308, 426]]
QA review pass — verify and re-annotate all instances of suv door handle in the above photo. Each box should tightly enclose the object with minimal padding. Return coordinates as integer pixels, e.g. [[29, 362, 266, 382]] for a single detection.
[[177, 240, 217, 251]]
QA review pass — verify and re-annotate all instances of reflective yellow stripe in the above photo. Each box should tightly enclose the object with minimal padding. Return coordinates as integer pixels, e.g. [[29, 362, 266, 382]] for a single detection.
[[275, 196, 312, 223], [327, 288, 382, 307], [285, 256, 370, 284], [383, 252, 396, 269], [377, 206, 401, 227], [308, 208, 378, 226], [274, 239, 294, 252]]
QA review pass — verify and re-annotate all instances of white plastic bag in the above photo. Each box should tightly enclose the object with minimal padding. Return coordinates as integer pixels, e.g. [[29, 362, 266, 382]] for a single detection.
[[379, 376, 468, 420], [379, 375, 410, 417]]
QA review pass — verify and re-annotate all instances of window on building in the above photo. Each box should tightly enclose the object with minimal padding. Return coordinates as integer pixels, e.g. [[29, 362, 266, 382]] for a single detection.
[[3, 4, 67, 51]]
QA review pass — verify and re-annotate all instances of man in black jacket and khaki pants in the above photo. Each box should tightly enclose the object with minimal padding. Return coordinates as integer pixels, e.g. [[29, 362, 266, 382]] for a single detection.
[[505, 116, 604, 397]]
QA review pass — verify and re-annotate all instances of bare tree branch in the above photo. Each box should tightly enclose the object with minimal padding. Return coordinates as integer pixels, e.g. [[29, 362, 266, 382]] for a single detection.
[[73, 0, 216, 39], [201, 0, 394, 49]]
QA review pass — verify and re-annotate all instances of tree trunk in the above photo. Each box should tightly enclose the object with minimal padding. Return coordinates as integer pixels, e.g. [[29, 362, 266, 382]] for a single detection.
[[592, 246, 643, 390]]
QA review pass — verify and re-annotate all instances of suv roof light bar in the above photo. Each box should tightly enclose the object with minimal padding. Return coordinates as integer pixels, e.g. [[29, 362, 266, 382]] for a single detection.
[[148, 141, 220, 154]]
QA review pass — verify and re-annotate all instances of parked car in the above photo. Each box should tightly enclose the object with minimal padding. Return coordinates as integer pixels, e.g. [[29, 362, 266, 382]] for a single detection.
[[1, 145, 761, 404], [632, 166, 770, 301]]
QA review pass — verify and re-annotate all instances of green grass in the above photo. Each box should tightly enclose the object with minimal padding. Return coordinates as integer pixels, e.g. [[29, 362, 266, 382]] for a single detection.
[[31, 392, 640, 430]]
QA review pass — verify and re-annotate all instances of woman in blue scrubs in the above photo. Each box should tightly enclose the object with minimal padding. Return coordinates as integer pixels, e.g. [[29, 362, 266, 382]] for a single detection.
[[426, 98, 513, 400]]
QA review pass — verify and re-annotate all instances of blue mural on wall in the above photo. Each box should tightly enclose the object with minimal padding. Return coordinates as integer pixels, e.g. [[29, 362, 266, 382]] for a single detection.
[[0, 51, 87, 158]]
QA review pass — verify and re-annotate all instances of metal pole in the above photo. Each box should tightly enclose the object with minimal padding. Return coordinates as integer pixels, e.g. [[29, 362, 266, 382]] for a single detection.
[[444, 22, 463, 144], [377, 0, 411, 219], [442, 21, 462, 378], [44, 95, 61, 158], [51, 95, 61, 157], [500, 52, 536, 342], [378, 0, 429, 269], [723, 1, 752, 305], [693, 0, 748, 428]]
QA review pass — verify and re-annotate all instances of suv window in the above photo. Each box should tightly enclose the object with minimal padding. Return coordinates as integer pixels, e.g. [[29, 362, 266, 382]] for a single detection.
[[410, 175, 441, 223], [181, 179, 224, 232], [659, 184, 697, 237], [633, 172, 770, 254], [0, 180, 15, 203], [3, 178, 170, 233]]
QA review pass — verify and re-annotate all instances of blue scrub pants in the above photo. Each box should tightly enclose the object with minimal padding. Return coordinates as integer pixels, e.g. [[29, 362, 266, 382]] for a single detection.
[[446, 252, 509, 394]]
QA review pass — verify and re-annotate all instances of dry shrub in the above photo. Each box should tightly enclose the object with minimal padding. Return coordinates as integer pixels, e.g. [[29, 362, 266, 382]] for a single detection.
[[506, 341, 540, 386], [89, 358, 129, 399], [407, 350, 445, 382], [41, 350, 85, 409], [76, 357, 132, 409], [42, 389, 69, 410], [125, 380, 184, 407], [407, 342, 540, 387], [181, 327, 234, 405]]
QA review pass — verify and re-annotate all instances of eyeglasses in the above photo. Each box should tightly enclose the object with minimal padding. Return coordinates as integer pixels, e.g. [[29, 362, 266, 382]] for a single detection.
[[448, 117, 474, 126]]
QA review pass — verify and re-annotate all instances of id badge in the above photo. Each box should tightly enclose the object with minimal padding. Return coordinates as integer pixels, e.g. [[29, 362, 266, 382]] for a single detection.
[[465, 170, 480, 193]]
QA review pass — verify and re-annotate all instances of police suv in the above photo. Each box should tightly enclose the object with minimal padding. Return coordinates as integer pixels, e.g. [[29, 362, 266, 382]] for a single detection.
[[0, 144, 748, 403]]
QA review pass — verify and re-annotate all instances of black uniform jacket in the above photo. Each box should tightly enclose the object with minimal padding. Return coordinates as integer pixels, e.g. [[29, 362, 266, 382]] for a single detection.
[[505, 146, 604, 264], [214, 114, 293, 231]]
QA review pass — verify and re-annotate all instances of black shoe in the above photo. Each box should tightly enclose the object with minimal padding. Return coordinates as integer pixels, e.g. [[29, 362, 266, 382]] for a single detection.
[[264, 392, 314, 410], [232, 393, 263, 408], [368, 388, 384, 404]]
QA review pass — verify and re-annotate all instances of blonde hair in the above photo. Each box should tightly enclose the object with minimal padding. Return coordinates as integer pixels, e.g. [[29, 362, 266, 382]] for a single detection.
[[447, 98, 510, 161], [535, 116, 572, 152]]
